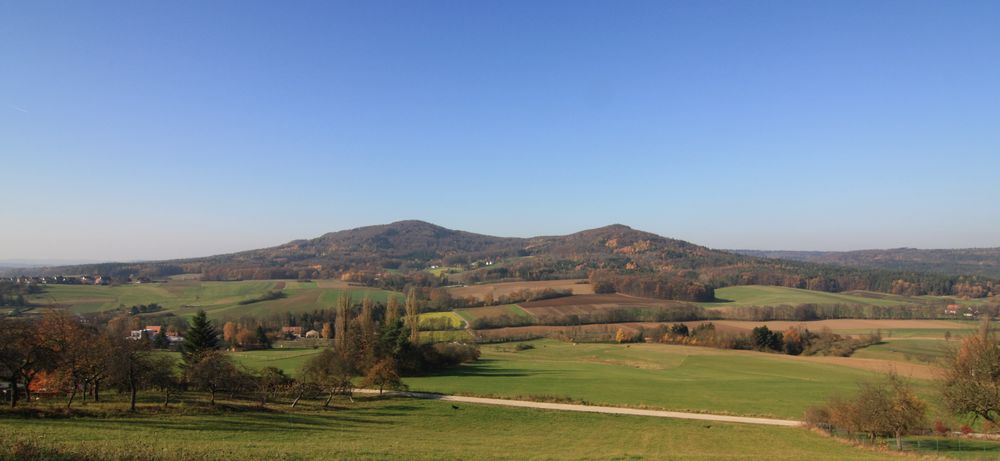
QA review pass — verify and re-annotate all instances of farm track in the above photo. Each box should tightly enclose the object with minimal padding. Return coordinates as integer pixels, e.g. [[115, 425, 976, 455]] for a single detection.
[[356, 390, 803, 427]]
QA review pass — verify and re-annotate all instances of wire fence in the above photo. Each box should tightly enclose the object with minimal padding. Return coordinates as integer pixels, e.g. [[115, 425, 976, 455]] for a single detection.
[[819, 425, 1000, 460]]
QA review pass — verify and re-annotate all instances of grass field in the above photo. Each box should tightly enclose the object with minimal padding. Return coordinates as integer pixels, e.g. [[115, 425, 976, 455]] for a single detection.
[[26, 280, 404, 319], [0, 396, 905, 461], [455, 304, 532, 323], [853, 339, 952, 365], [229, 348, 326, 376], [702, 285, 912, 308], [418, 311, 466, 329], [701, 285, 985, 309], [403, 339, 936, 419]]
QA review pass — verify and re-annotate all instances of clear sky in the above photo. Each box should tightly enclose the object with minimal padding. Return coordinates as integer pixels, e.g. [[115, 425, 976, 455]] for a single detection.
[[2, 0, 999, 261]]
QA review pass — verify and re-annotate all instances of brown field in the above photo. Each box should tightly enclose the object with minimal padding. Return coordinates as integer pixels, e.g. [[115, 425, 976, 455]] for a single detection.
[[447, 279, 593, 300], [680, 319, 972, 335], [520, 293, 685, 317]]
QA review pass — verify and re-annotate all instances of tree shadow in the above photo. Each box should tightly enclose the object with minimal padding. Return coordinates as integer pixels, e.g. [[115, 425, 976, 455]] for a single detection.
[[417, 359, 554, 378]]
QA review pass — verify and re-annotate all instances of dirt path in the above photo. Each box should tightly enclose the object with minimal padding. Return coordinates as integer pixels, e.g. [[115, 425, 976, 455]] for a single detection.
[[357, 390, 802, 427]]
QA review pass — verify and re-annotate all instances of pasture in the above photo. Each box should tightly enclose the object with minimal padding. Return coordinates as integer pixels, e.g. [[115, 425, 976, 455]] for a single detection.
[[702, 285, 911, 308], [404, 339, 940, 420], [417, 311, 466, 329], [701, 285, 983, 309], [853, 338, 952, 365], [454, 304, 532, 323], [25, 280, 403, 319], [0, 397, 902, 461]]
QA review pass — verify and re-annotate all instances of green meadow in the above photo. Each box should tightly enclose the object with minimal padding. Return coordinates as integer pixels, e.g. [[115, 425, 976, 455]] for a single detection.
[[455, 304, 532, 323], [701, 285, 976, 308], [853, 338, 952, 365], [418, 311, 466, 328], [229, 340, 953, 422], [26, 280, 403, 319], [402, 340, 936, 420], [0, 397, 904, 461]]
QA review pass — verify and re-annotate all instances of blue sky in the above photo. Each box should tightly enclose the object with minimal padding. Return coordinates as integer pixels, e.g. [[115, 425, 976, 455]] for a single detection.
[[2, 0, 999, 261]]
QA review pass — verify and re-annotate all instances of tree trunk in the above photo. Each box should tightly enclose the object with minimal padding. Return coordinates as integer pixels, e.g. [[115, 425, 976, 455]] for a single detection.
[[129, 380, 138, 412], [67, 384, 77, 409], [8, 377, 17, 408], [895, 431, 902, 450], [324, 391, 334, 408], [163, 391, 170, 408], [23, 376, 32, 404], [291, 391, 302, 408], [82, 382, 88, 403], [94, 380, 101, 403], [210, 388, 216, 405]]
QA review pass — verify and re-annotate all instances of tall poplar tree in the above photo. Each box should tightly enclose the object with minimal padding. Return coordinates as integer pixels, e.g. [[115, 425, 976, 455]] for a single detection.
[[405, 288, 420, 344]]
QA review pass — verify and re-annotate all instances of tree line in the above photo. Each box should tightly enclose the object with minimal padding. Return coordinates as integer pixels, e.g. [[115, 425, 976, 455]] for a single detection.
[[0, 299, 478, 410]]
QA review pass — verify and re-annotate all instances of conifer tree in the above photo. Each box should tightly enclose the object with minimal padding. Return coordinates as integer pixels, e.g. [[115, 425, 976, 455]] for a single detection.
[[181, 310, 218, 366]]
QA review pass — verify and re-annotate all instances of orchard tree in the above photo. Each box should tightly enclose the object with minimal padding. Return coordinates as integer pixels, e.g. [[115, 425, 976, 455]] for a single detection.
[[107, 335, 156, 411], [942, 319, 1000, 423], [363, 358, 404, 395], [302, 348, 355, 407], [0, 317, 53, 408], [187, 351, 242, 405]]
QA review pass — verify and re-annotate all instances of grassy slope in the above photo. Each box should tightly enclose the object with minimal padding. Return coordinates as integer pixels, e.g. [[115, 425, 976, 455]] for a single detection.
[[27, 280, 403, 318], [403, 340, 914, 419], [0, 398, 900, 461], [454, 304, 532, 322], [418, 311, 466, 328], [229, 348, 326, 376], [853, 339, 952, 365], [701, 285, 909, 308], [701, 285, 978, 309]]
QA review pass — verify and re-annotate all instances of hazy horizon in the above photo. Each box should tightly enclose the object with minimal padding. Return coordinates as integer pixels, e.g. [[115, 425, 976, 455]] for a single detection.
[[3, 1, 999, 261], [2, 218, 998, 265]]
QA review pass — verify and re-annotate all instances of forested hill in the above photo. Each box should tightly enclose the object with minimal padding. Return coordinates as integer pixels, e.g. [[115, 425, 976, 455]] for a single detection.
[[735, 248, 1000, 279], [6, 221, 996, 300]]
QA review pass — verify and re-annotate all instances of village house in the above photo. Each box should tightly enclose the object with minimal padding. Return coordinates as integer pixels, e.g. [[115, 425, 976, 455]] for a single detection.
[[281, 326, 304, 338]]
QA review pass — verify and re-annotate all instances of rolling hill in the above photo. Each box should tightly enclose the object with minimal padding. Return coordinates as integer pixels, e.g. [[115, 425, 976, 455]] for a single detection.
[[5, 221, 996, 299]]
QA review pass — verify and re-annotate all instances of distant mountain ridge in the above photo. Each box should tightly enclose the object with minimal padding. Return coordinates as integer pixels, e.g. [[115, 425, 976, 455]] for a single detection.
[[734, 247, 1000, 278], [3, 220, 748, 282], [5, 221, 996, 299]]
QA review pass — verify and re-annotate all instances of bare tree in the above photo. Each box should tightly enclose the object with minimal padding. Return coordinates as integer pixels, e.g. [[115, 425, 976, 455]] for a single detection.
[[187, 351, 243, 405], [302, 348, 354, 407]]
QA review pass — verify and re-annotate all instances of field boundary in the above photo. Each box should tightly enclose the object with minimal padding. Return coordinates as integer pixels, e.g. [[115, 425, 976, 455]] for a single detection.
[[357, 390, 803, 427]]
